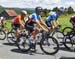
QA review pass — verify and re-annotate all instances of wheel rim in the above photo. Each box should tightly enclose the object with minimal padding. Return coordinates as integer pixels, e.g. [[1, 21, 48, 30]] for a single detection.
[[64, 36, 73, 49], [40, 37, 59, 54], [63, 27, 72, 35], [7, 32, 16, 43], [70, 35, 75, 48], [17, 37, 30, 51], [0, 30, 6, 40], [52, 31, 64, 44]]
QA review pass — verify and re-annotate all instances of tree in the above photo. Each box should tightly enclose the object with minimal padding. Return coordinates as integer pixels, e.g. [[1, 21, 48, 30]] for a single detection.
[[43, 8, 51, 17], [63, 8, 68, 15], [67, 6, 74, 14], [52, 7, 58, 11], [0, 6, 4, 13], [64, 8, 68, 12]]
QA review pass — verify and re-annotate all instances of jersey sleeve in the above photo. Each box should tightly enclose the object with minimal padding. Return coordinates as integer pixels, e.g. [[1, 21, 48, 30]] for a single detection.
[[56, 15, 58, 20], [51, 13, 58, 20], [28, 13, 41, 22], [33, 13, 41, 21]]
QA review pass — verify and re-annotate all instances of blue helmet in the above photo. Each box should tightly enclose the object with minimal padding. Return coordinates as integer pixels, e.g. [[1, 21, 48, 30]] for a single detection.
[[58, 8, 64, 13], [35, 7, 43, 12]]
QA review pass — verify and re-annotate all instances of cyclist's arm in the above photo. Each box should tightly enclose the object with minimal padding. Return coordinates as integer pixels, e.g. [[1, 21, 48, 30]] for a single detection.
[[36, 20, 48, 31], [52, 20, 57, 28], [23, 16, 28, 24], [40, 19, 48, 27], [19, 18, 24, 27]]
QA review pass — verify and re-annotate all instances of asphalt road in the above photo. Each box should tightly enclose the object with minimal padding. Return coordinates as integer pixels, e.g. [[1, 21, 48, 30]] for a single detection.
[[0, 39, 75, 59]]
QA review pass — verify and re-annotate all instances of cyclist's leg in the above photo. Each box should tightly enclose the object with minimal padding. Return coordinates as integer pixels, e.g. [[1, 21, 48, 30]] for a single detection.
[[25, 24, 39, 50], [19, 25, 24, 30], [25, 26, 37, 42], [31, 28, 39, 41], [16, 24, 21, 41], [12, 24, 20, 41], [30, 28, 40, 51]]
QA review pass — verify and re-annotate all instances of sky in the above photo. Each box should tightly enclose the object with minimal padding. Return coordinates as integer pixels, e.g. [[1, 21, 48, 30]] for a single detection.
[[0, 0, 75, 9]]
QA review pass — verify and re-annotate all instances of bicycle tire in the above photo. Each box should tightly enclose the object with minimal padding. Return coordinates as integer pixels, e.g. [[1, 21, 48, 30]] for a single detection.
[[40, 36, 59, 55], [63, 35, 73, 50], [52, 31, 64, 45], [0, 30, 6, 40], [63, 27, 72, 35], [7, 32, 17, 44], [16, 35, 31, 52]]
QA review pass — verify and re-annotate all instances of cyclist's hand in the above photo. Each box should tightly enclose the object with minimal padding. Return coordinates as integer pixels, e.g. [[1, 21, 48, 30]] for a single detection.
[[44, 29, 49, 32]]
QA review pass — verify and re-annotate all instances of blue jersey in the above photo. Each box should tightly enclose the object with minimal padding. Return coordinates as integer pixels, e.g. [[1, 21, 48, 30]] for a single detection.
[[25, 13, 42, 31], [46, 12, 58, 22], [28, 13, 41, 22]]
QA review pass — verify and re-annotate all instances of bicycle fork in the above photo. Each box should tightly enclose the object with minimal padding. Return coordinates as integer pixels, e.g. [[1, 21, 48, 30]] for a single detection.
[[41, 32, 50, 46]]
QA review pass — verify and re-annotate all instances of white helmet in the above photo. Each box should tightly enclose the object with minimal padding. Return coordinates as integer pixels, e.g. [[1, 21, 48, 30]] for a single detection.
[[21, 10, 27, 15], [0, 16, 4, 19]]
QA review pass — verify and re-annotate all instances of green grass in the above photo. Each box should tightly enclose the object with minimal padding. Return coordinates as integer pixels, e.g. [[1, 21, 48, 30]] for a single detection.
[[4, 20, 12, 30], [58, 14, 73, 31], [5, 14, 75, 31]]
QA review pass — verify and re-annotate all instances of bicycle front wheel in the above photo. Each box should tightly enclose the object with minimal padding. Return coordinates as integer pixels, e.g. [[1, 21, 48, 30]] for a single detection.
[[63, 27, 72, 35], [7, 32, 17, 44], [40, 36, 59, 55], [0, 30, 6, 40], [52, 31, 64, 45], [63, 35, 72, 50]]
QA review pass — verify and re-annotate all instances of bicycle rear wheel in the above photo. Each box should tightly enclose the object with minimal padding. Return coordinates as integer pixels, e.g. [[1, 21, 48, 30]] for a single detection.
[[16, 36, 31, 52], [40, 36, 59, 55]]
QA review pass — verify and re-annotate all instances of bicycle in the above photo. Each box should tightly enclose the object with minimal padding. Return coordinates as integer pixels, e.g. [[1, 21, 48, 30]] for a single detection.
[[6, 23, 23, 44], [50, 26, 75, 50], [7, 25, 28, 44], [63, 27, 72, 35], [62, 26, 75, 50], [0, 23, 6, 40], [16, 30, 59, 55], [50, 25, 64, 45]]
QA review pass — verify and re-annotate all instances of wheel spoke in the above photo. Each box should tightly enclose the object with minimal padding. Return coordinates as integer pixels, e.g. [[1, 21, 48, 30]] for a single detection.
[[40, 36, 59, 55]]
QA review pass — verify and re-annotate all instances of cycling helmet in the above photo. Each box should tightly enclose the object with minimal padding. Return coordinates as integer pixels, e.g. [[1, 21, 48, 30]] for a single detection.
[[58, 8, 64, 13], [35, 7, 43, 12], [21, 10, 27, 15], [70, 15, 75, 23]]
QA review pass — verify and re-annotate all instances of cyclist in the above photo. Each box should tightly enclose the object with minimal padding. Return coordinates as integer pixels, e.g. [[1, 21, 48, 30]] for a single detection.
[[0, 16, 6, 28], [12, 10, 27, 41], [70, 15, 75, 27], [25, 7, 48, 50], [45, 8, 64, 30]]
